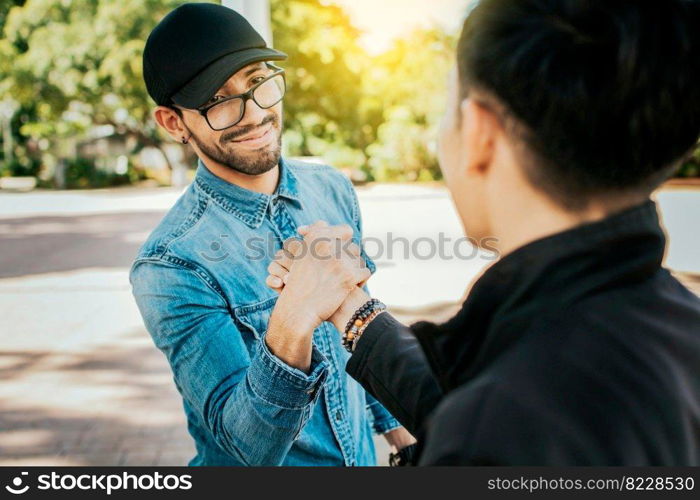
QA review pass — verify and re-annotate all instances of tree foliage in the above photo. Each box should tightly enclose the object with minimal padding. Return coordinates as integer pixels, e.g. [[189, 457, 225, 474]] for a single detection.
[[0, 0, 191, 180], [271, 0, 455, 180], [2, 0, 692, 186]]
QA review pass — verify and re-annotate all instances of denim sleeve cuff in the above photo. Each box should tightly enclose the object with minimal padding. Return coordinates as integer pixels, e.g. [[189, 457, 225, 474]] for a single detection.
[[368, 402, 402, 434], [248, 339, 329, 410]]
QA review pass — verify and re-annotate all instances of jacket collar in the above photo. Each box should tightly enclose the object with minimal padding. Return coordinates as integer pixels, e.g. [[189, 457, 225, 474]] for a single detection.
[[411, 200, 666, 392], [194, 157, 302, 229]]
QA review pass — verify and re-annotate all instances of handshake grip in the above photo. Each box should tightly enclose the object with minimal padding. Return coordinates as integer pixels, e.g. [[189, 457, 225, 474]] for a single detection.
[[266, 220, 370, 294], [266, 220, 372, 330]]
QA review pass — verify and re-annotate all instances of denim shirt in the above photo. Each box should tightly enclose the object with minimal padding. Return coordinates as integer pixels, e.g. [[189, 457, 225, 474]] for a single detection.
[[129, 157, 400, 466]]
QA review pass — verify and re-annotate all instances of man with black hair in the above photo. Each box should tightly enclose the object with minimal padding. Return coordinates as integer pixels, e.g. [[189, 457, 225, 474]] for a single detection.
[[266, 0, 700, 464]]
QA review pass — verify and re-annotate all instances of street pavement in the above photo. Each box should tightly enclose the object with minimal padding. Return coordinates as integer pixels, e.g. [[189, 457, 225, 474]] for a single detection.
[[0, 183, 697, 465]]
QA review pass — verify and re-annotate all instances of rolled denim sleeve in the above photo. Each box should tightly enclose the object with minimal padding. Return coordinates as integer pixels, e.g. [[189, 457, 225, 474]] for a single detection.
[[130, 259, 328, 466], [250, 338, 328, 409], [366, 393, 402, 434]]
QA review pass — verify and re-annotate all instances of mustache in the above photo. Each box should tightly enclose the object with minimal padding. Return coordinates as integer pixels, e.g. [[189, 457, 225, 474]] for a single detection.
[[220, 114, 279, 143]]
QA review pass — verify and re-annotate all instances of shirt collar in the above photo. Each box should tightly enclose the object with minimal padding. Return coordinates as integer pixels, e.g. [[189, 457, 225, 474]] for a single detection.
[[194, 156, 302, 229], [411, 200, 666, 391]]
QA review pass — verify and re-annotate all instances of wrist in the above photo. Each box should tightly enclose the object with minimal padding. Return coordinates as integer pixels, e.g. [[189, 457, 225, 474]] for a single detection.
[[384, 427, 417, 451], [272, 292, 321, 334], [331, 287, 371, 332], [265, 296, 319, 373]]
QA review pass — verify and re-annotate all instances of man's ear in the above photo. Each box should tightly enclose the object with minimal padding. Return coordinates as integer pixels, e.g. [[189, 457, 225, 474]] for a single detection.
[[460, 98, 498, 177], [153, 106, 188, 143]]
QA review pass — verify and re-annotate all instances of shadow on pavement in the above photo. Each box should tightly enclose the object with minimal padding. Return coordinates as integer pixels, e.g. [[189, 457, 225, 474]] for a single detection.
[[0, 212, 166, 279], [0, 328, 194, 466]]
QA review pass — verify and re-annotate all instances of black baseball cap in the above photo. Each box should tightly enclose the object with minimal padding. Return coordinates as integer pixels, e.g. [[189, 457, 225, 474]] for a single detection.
[[143, 3, 287, 109]]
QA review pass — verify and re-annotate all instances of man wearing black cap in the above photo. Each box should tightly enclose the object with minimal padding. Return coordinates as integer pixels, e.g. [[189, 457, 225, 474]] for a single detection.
[[130, 3, 413, 466]]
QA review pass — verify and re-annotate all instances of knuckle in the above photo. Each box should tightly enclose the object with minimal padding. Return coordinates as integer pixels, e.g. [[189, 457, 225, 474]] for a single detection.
[[303, 229, 319, 241], [288, 239, 302, 252], [308, 220, 327, 233], [283, 237, 301, 251]]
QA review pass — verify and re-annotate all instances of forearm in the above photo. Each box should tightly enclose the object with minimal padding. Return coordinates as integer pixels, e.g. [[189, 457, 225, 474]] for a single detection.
[[131, 261, 326, 466], [345, 308, 444, 436], [384, 427, 417, 451], [265, 293, 319, 372]]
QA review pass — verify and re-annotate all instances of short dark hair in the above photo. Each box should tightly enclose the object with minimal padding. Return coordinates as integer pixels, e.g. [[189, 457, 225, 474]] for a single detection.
[[457, 0, 700, 209]]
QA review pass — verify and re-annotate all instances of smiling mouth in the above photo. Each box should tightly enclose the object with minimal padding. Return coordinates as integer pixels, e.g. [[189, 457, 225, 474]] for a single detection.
[[232, 123, 272, 143]]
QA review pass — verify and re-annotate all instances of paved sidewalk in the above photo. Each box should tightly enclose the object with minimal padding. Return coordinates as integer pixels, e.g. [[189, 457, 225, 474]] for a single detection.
[[0, 183, 697, 465]]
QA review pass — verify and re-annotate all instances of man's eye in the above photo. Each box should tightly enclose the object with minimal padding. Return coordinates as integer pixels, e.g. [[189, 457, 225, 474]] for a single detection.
[[251, 76, 266, 85], [208, 95, 225, 104]]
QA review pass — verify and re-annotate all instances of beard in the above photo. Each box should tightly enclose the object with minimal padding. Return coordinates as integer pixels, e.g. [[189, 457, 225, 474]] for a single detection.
[[189, 113, 282, 176]]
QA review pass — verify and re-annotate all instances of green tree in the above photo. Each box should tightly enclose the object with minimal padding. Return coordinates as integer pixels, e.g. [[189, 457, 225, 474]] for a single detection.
[[271, 0, 372, 169], [271, 0, 455, 180], [364, 28, 455, 181], [0, 0, 195, 181]]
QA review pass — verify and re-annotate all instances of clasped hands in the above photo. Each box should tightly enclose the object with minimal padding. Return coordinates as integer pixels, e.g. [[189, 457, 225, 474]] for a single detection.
[[265, 220, 372, 335], [264, 220, 417, 452]]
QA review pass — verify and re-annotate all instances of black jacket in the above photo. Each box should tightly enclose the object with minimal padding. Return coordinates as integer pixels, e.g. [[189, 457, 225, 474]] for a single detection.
[[347, 201, 700, 465]]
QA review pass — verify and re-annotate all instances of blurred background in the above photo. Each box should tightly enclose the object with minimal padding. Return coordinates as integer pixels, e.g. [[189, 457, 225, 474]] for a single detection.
[[0, 0, 468, 188], [0, 0, 698, 466]]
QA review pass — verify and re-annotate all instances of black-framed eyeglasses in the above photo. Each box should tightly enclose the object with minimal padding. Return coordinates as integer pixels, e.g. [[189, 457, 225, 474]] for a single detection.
[[176, 63, 286, 131]]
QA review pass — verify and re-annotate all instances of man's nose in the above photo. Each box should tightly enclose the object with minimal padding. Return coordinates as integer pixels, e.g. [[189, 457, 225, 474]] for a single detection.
[[237, 97, 269, 126]]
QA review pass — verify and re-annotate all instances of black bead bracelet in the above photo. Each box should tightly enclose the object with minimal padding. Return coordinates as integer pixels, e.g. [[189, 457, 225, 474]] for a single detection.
[[344, 298, 380, 334], [342, 298, 386, 353]]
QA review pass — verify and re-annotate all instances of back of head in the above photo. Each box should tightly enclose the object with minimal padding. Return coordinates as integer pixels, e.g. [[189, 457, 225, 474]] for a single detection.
[[457, 0, 700, 209]]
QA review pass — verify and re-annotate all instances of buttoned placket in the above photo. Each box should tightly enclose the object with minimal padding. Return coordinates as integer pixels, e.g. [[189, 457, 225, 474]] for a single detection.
[[317, 323, 356, 465], [266, 196, 356, 466]]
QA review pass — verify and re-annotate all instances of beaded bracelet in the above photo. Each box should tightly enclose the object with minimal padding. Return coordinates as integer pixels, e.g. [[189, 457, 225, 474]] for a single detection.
[[344, 298, 380, 334], [352, 309, 386, 351], [342, 298, 386, 352]]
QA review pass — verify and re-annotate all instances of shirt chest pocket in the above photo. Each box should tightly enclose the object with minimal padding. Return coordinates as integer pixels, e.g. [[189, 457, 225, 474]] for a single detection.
[[232, 296, 278, 350]]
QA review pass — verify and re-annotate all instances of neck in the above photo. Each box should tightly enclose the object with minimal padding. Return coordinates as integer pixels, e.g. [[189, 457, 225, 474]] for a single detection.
[[492, 192, 645, 257], [199, 156, 279, 195]]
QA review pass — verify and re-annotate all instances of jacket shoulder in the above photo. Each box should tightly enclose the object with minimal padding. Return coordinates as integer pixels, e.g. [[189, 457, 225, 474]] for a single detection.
[[133, 184, 209, 262]]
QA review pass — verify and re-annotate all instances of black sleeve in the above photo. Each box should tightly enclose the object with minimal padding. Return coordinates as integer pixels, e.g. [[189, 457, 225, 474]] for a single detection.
[[345, 312, 443, 436]]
